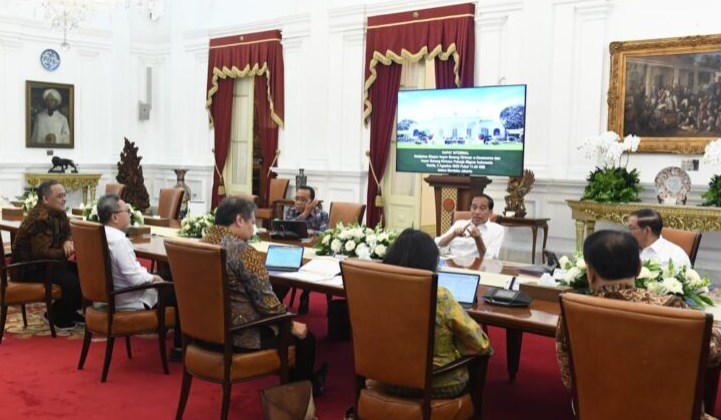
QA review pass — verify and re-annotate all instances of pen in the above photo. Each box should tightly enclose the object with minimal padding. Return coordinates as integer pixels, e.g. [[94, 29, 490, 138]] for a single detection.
[[463, 221, 473, 235], [508, 276, 517, 290]]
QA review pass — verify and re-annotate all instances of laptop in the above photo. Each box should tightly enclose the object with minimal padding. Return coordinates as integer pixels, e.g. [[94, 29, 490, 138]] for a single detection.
[[437, 271, 481, 309], [265, 245, 304, 274], [270, 219, 310, 240]]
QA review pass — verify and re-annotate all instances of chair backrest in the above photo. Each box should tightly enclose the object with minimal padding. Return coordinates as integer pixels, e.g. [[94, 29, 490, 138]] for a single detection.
[[328, 202, 366, 228], [228, 192, 258, 204], [164, 239, 229, 345], [661, 227, 702, 266], [70, 220, 113, 304], [452, 211, 471, 223], [158, 188, 185, 220], [104, 183, 126, 199], [268, 178, 290, 205], [560, 293, 711, 420], [341, 259, 437, 391]]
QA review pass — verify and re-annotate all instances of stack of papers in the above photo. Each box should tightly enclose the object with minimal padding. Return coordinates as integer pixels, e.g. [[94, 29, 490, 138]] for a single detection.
[[276, 257, 341, 283]]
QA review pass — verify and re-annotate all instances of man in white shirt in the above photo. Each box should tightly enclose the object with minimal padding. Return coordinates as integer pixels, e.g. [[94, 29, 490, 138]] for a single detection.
[[97, 194, 182, 360], [32, 89, 70, 145], [436, 194, 505, 259], [627, 208, 691, 268]]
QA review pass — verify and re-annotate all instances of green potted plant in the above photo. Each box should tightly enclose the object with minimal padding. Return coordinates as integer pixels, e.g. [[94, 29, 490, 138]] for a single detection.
[[580, 131, 643, 203], [701, 139, 721, 207]]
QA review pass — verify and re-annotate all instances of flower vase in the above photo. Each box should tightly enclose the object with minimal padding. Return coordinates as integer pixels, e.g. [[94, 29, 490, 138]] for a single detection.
[[173, 169, 191, 218]]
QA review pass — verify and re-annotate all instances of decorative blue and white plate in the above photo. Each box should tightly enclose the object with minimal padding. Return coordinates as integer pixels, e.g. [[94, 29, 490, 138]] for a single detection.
[[40, 49, 61, 72]]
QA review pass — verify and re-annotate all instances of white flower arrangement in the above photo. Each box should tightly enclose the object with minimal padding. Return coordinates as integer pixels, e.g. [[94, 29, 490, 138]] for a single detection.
[[21, 190, 38, 214], [702, 138, 721, 166], [636, 260, 712, 309], [178, 211, 215, 238], [557, 254, 713, 309], [578, 130, 640, 168], [314, 222, 398, 259]]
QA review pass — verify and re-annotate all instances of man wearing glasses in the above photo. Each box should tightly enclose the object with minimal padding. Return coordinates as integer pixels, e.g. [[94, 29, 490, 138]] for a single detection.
[[97, 194, 182, 360], [13, 179, 83, 330], [627, 208, 690, 268], [283, 186, 329, 234], [283, 186, 328, 314]]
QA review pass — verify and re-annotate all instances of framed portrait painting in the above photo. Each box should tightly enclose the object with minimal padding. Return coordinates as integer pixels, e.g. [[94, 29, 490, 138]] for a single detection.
[[25, 80, 74, 148], [607, 34, 721, 154]]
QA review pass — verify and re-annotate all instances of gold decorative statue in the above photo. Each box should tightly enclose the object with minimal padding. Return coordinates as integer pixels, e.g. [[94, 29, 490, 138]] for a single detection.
[[504, 169, 535, 218]]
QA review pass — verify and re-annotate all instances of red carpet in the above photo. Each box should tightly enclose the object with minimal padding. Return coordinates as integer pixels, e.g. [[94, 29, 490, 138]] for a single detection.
[[0, 292, 588, 419]]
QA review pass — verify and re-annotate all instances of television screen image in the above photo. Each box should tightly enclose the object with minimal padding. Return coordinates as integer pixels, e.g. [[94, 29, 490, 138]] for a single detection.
[[396, 84, 527, 176]]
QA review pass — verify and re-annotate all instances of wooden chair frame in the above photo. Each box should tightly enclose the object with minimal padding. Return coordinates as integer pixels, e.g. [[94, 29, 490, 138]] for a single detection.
[[341, 260, 489, 420], [0, 251, 61, 344], [164, 240, 295, 420], [71, 220, 173, 382]]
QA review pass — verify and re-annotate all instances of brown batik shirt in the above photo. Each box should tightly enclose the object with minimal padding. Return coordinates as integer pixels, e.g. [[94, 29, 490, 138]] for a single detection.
[[12, 202, 71, 269], [201, 225, 286, 349]]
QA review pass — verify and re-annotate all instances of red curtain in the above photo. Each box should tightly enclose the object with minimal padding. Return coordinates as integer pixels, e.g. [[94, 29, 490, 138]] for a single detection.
[[206, 30, 285, 208], [363, 3, 476, 227], [255, 78, 279, 205]]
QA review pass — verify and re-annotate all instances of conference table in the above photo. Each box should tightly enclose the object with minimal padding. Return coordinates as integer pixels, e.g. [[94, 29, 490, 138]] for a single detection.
[[0, 217, 552, 382], [0, 218, 717, 413]]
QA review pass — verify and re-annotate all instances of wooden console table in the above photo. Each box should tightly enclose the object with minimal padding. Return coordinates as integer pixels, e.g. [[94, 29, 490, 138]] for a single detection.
[[495, 216, 550, 264], [567, 199, 721, 250], [25, 173, 102, 204]]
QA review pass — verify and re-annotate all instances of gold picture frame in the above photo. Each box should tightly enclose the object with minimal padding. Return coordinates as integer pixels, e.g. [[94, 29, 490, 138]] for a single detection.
[[25, 80, 74, 148], [607, 34, 721, 154]]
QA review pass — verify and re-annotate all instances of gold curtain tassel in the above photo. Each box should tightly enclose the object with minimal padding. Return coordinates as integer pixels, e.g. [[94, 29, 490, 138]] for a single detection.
[[217, 185, 226, 196], [374, 194, 383, 207]]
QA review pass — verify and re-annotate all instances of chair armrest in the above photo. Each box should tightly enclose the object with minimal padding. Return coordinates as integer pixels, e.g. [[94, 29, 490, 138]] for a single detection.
[[229, 312, 296, 333], [432, 353, 491, 377], [4, 259, 64, 271], [109, 281, 173, 296], [143, 217, 171, 227]]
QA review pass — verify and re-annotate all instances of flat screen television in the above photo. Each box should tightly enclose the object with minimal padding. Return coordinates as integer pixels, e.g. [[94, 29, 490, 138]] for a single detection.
[[395, 84, 527, 176]]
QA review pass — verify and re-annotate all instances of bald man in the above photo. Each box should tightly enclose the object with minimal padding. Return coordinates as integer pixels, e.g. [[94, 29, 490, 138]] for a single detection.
[[32, 88, 70, 144]]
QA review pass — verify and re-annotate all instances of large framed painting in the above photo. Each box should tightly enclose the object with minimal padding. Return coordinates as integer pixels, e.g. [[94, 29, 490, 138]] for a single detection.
[[607, 34, 721, 154], [25, 80, 74, 148]]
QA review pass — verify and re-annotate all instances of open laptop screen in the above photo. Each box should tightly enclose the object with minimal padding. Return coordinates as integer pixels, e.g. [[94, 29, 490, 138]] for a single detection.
[[271, 220, 309, 239], [437, 271, 480, 305], [265, 245, 304, 272]]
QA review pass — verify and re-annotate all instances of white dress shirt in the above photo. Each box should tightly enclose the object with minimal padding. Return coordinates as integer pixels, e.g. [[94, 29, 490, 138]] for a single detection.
[[640, 235, 691, 268], [100, 225, 157, 310], [436, 219, 505, 259]]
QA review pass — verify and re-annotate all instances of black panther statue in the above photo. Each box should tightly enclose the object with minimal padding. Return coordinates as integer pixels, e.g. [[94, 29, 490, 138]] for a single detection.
[[48, 156, 78, 173]]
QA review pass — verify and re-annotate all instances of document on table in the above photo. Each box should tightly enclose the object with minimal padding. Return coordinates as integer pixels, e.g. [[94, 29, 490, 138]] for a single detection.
[[275, 257, 341, 283]]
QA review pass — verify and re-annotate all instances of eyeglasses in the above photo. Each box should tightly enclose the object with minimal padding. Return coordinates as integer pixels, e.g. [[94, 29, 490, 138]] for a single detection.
[[114, 209, 131, 215], [294, 196, 310, 202]]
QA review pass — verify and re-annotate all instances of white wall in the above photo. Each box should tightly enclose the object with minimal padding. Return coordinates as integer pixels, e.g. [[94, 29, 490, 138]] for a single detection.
[[1, 0, 720, 279]]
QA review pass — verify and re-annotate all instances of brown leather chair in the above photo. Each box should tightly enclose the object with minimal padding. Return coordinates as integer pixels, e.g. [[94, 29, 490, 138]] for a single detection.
[[328, 202, 366, 229], [155, 188, 184, 228], [661, 227, 702, 266], [256, 178, 290, 226], [560, 293, 711, 420], [104, 183, 127, 199], [164, 239, 296, 420], [70, 220, 174, 382], [340, 259, 489, 420], [0, 234, 62, 344]]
